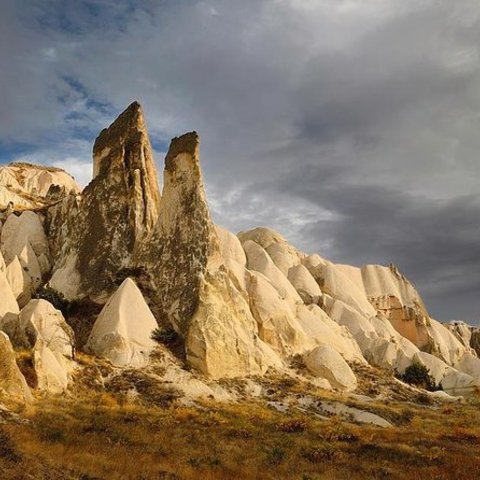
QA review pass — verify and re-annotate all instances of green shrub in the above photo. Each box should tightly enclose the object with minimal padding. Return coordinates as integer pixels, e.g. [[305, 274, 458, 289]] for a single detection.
[[151, 326, 178, 345], [399, 362, 440, 392]]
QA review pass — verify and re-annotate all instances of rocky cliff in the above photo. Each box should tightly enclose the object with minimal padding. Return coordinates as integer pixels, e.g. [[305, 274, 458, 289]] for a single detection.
[[0, 102, 479, 405]]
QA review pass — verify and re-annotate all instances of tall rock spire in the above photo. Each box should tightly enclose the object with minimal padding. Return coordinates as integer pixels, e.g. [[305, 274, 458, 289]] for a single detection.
[[47, 102, 161, 301], [137, 132, 222, 335]]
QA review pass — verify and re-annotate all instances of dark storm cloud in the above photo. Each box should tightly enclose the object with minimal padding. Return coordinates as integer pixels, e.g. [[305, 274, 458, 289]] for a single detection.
[[1, 0, 480, 322]]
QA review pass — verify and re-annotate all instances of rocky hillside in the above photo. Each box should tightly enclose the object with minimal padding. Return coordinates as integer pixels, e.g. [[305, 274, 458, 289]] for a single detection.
[[0, 103, 479, 478], [0, 162, 80, 211]]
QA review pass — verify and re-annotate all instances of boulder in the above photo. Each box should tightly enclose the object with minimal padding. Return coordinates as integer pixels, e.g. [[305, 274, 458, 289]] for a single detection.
[[0, 332, 32, 402], [304, 344, 357, 391], [85, 278, 158, 367]]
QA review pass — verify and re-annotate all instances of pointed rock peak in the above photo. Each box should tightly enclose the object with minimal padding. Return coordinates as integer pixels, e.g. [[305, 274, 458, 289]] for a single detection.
[[164, 131, 199, 172], [86, 277, 158, 367], [92, 101, 158, 184]]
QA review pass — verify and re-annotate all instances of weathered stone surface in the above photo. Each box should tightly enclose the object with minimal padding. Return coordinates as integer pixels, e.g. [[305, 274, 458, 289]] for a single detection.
[[1, 210, 50, 280], [12, 299, 74, 358], [0, 332, 32, 402], [5, 256, 32, 308], [215, 225, 247, 267], [33, 339, 70, 394], [243, 240, 301, 308], [0, 269, 19, 328], [454, 352, 480, 378], [0, 162, 80, 209], [361, 264, 431, 348], [304, 344, 357, 391], [246, 270, 310, 356], [47, 102, 161, 301], [287, 264, 322, 304], [137, 132, 223, 336], [186, 270, 282, 378], [425, 318, 467, 365], [447, 320, 480, 356], [86, 278, 158, 367], [0, 250, 5, 272]]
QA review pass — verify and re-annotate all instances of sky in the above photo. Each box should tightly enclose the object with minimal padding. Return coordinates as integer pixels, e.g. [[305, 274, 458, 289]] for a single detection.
[[1, 0, 480, 324]]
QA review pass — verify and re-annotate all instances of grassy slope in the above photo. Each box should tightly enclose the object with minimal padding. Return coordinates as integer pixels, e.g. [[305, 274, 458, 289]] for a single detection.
[[1, 391, 480, 480]]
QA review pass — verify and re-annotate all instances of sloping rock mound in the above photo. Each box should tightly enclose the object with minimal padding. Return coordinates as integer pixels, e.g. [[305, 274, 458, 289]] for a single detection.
[[85, 278, 158, 367], [47, 101, 161, 301], [447, 321, 480, 356], [0, 162, 80, 210], [0, 332, 32, 402]]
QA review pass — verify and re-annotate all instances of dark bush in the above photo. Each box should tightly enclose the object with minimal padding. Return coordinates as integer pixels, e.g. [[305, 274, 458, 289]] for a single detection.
[[399, 362, 440, 392], [151, 326, 178, 345]]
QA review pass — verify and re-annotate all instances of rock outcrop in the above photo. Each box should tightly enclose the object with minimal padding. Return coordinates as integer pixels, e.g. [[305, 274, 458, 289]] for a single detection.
[[0, 332, 32, 402], [304, 344, 358, 391], [0, 162, 80, 210], [1, 101, 479, 400], [48, 102, 161, 301], [137, 132, 222, 336], [85, 278, 158, 367]]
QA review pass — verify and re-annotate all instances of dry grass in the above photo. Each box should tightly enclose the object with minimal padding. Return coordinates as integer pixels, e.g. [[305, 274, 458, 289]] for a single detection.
[[0, 391, 479, 480]]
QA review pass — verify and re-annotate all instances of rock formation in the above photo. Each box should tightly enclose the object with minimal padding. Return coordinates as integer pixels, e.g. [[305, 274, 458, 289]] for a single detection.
[[0, 332, 32, 402], [48, 101, 161, 301], [85, 278, 158, 367], [0, 102, 479, 400]]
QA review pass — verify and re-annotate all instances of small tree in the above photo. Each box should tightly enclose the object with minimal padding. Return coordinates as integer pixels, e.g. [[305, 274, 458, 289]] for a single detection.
[[400, 361, 440, 392], [151, 326, 178, 345]]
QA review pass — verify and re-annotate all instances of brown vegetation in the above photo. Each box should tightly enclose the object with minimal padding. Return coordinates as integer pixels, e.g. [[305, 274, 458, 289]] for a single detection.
[[0, 390, 479, 480]]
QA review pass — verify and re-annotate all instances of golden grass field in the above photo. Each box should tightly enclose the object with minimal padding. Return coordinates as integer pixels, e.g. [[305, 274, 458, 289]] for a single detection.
[[1, 386, 480, 480]]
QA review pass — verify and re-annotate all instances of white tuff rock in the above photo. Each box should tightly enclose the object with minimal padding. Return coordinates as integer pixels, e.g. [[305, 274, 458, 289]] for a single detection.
[[86, 278, 158, 368]]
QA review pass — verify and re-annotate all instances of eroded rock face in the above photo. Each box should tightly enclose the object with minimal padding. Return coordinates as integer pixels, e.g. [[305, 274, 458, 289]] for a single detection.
[[12, 299, 74, 357], [0, 269, 19, 329], [0, 162, 80, 210], [47, 102, 161, 301], [0, 332, 32, 402], [186, 270, 282, 378], [362, 264, 431, 348], [137, 132, 222, 336]]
